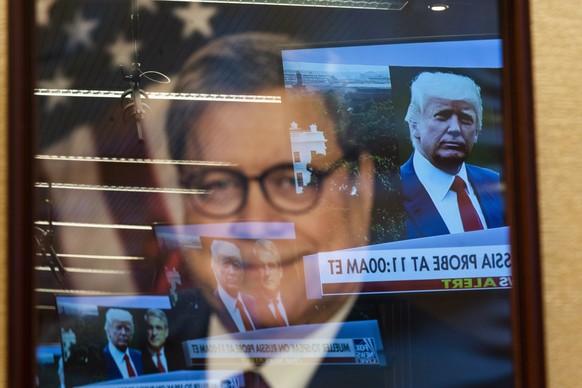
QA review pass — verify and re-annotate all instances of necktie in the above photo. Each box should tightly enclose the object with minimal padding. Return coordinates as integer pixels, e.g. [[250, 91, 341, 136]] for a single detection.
[[271, 300, 287, 327], [236, 299, 254, 331], [156, 352, 166, 373], [123, 354, 136, 377], [243, 371, 271, 388], [451, 176, 484, 232]]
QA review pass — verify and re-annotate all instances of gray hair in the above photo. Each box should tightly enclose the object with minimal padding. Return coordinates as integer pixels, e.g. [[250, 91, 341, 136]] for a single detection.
[[144, 308, 168, 329], [165, 33, 294, 162], [210, 240, 242, 265], [404, 72, 483, 146], [253, 239, 281, 266], [104, 308, 134, 331]]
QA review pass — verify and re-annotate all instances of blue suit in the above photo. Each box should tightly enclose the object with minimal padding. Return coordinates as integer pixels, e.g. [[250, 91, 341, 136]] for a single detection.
[[395, 153, 513, 387], [400, 154, 505, 238], [103, 345, 144, 380]]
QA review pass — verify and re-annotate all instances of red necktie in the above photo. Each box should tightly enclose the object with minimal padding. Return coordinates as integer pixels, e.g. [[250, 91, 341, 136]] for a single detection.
[[236, 299, 254, 331], [123, 354, 136, 377], [156, 352, 166, 373], [451, 176, 484, 232]]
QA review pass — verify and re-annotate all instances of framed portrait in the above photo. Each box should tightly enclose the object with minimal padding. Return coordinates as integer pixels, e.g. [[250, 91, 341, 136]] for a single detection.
[[9, 0, 543, 386]]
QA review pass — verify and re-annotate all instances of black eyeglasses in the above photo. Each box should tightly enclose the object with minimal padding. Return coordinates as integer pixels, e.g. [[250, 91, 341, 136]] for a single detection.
[[181, 159, 351, 218]]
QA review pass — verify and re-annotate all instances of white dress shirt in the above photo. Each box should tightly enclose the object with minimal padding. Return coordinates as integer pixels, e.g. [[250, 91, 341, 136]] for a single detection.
[[413, 151, 488, 233], [217, 284, 255, 332], [149, 347, 168, 372], [206, 295, 357, 387], [107, 342, 137, 379], [267, 292, 289, 326]]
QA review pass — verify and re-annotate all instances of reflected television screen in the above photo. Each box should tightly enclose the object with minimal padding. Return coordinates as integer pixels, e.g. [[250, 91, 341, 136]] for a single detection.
[[32, 0, 519, 387]]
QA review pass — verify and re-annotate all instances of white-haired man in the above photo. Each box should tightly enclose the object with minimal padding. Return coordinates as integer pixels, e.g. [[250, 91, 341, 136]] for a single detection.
[[142, 308, 185, 374], [254, 239, 289, 327], [166, 37, 512, 387], [400, 71, 505, 238], [210, 239, 261, 333], [102, 308, 143, 379]]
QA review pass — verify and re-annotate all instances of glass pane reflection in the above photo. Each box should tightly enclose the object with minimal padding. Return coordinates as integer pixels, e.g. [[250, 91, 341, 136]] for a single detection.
[[34, 1, 512, 387]]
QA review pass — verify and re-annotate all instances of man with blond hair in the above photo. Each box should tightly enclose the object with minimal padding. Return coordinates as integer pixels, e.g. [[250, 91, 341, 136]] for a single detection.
[[401, 71, 505, 238], [102, 308, 143, 379], [253, 239, 289, 327], [210, 239, 261, 333]]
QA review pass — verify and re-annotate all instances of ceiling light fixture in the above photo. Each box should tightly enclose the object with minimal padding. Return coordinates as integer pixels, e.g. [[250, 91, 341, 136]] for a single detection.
[[428, 3, 449, 11]]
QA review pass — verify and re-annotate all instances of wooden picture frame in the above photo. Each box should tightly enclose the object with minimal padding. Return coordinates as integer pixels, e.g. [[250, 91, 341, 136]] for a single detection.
[[7, 0, 545, 386]]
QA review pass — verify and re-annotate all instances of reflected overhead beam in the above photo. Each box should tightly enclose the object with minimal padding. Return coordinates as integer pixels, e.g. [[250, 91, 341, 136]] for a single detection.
[[155, 0, 408, 10], [36, 306, 57, 310], [35, 182, 206, 195], [35, 154, 236, 167], [35, 288, 136, 295], [35, 220, 152, 231], [45, 253, 145, 261], [35, 266, 131, 275], [34, 89, 281, 103]]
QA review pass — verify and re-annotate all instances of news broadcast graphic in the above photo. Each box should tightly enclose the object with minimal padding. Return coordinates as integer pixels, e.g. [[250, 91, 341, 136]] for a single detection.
[[76, 370, 243, 388], [183, 320, 385, 367], [152, 222, 302, 316], [55, 295, 178, 387], [305, 227, 511, 298], [282, 37, 508, 298], [36, 345, 64, 388]]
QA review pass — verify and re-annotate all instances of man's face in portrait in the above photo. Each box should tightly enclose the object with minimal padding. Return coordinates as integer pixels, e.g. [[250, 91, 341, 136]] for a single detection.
[[107, 319, 133, 352], [181, 88, 375, 323], [212, 243, 244, 298], [183, 91, 374, 257], [412, 96, 479, 174], [146, 316, 169, 352], [258, 249, 283, 298]]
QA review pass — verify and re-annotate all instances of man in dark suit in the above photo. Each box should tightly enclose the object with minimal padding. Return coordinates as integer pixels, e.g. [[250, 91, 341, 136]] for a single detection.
[[401, 71, 505, 238], [253, 239, 289, 327], [396, 71, 512, 388], [210, 239, 261, 332], [165, 34, 513, 387], [142, 308, 185, 374], [102, 308, 143, 379]]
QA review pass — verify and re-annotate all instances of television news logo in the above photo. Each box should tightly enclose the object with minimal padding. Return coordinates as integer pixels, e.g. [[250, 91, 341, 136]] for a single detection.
[[353, 338, 379, 364]]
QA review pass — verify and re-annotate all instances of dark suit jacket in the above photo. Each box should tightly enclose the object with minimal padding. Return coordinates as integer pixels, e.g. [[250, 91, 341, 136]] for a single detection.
[[400, 154, 505, 238], [213, 290, 262, 332], [103, 345, 143, 379], [142, 343, 185, 374], [170, 287, 512, 387], [395, 154, 512, 387]]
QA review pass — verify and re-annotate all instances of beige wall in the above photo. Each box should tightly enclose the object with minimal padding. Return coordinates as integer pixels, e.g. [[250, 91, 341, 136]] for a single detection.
[[0, 0, 578, 386], [530, 1, 582, 386]]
